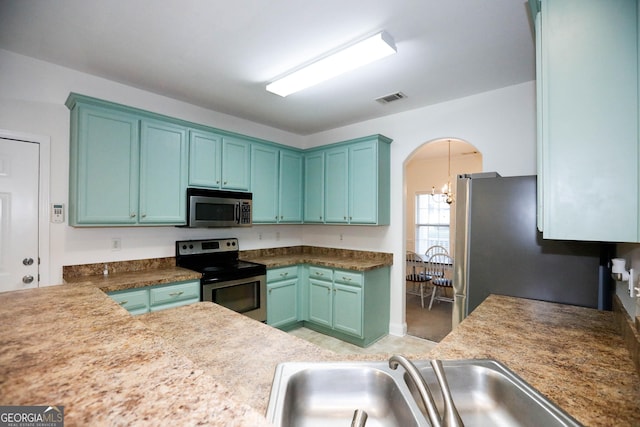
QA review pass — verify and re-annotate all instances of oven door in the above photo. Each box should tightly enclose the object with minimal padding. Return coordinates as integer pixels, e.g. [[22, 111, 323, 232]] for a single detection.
[[202, 275, 266, 322]]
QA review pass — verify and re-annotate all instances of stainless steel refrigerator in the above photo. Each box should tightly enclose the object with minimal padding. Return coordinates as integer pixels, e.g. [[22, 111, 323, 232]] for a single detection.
[[453, 173, 610, 327]]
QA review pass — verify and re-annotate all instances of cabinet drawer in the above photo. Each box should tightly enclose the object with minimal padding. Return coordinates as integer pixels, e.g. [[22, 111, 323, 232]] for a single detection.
[[308, 266, 333, 281], [267, 265, 299, 282], [149, 280, 200, 307], [334, 270, 363, 287], [108, 288, 149, 315]]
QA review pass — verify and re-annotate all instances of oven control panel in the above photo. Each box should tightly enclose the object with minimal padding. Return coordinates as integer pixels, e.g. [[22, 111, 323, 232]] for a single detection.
[[176, 238, 238, 256]]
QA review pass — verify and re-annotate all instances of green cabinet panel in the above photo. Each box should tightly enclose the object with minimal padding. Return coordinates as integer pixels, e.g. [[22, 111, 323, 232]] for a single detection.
[[251, 143, 280, 222], [108, 288, 149, 315], [349, 141, 378, 224], [532, 0, 639, 241], [308, 277, 333, 327], [189, 130, 221, 188], [222, 136, 251, 190], [279, 149, 303, 222], [149, 280, 200, 311], [333, 283, 363, 337], [251, 145, 303, 224], [107, 280, 200, 315], [139, 120, 188, 224], [324, 146, 349, 223], [267, 266, 301, 330], [304, 151, 325, 222], [70, 106, 140, 225]]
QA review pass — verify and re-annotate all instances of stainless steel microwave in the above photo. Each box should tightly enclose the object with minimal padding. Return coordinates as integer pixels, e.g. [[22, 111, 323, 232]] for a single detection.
[[184, 188, 252, 228]]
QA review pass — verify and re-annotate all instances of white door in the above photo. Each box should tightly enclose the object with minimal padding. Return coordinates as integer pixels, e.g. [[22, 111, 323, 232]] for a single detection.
[[0, 138, 39, 292]]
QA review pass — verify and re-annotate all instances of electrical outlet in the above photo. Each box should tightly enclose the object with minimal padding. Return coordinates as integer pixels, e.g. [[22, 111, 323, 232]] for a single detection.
[[111, 238, 121, 251], [258, 233, 263, 240], [340, 233, 343, 241], [276, 232, 280, 241]]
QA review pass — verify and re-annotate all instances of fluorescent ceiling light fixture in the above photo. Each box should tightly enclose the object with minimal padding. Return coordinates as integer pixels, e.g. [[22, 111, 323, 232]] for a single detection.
[[266, 31, 397, 97]]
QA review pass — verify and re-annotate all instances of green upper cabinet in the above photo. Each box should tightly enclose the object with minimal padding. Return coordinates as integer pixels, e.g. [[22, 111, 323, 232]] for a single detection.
[[139, 120, 187, 224], [251, 143, 303, 224], [69, 105, 140, 225], [322, 135, 391, 225], [278, 149, 303, 222], [67, 93, 391, 228], [251, 143, 279, 222], [531, 0, 639, 242], [304, 151, 325, 223], [221, 136, 251, 191], [68, 98, 187, 226], [188, 131, 250, 191], [188, 130, 221, 188], [324, 146, 349, 223]]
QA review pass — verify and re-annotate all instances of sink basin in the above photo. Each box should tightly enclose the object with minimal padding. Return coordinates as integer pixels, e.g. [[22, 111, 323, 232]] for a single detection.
[[406, 360, 582, 427], [267, 363, 425, 427], [266, 359, 582, 427]]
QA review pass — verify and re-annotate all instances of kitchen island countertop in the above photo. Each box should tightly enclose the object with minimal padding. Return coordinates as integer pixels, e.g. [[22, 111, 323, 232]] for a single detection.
[[0, 283, 638, 426]]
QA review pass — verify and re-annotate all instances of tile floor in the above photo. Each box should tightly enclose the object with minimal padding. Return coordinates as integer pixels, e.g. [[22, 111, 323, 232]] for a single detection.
[[288, 327, 437, 355]]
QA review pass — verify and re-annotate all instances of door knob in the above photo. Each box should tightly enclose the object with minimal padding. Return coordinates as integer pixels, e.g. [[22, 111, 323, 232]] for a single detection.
[[22, 258, 34, 266], [22, 275, 34, 284]]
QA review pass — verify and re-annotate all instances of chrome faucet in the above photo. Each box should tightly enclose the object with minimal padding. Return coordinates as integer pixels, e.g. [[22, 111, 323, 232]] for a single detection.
[[388, 355, 464, 427]]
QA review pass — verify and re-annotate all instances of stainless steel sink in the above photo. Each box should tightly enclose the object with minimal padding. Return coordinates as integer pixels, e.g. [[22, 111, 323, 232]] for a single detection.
[[266, 359, 583, 427]]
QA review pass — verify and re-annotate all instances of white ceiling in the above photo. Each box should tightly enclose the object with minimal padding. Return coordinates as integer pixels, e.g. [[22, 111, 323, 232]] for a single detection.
[[0, 0, 535, 135]]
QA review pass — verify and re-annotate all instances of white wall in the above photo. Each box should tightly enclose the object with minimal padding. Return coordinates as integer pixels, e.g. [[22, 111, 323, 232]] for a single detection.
[[0, 48, 537, 336]]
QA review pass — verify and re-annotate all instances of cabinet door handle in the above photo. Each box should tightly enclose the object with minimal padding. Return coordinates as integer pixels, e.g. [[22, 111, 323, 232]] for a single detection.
[[223, 181, 228, 185], [141, 214, 146, 218], [342, 276, 351, 281], [130, 213, 136, 218], [168, 291, 184, 297], [327, 288, 331, 294], [119, 300, 128, 305], [269, 289, 272, 294], [280, 272, 288, 277], [315, 272, 323, 276]]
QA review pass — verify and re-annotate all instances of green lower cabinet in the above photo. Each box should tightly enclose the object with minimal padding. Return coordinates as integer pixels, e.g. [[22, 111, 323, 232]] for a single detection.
[[266, 266, 302, 330], [107, 279, 200, 315], [308, 276, 333, 327], [108, 288, 150, 315], [304, 265, 389, 347]]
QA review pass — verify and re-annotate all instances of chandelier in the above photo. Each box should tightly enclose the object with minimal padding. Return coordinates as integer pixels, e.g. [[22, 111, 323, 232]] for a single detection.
[[431, 139, 454, 204]]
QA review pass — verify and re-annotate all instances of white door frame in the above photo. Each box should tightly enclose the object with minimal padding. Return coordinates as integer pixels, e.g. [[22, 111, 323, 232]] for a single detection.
[[0, 129, 51, 286]]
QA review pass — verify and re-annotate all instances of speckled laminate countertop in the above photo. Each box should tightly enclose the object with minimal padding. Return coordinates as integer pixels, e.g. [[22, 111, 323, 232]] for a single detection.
[[0, 285, 270, 426]]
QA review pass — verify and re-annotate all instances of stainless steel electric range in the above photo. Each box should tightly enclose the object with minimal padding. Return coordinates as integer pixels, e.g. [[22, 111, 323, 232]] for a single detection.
[[175, 238, 267, 322]]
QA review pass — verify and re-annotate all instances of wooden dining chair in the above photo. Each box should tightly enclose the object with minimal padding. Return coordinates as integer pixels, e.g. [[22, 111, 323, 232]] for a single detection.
[[406, 251, 432, 308], [424, 245, 449, 259], [427, 253, 454, 310]]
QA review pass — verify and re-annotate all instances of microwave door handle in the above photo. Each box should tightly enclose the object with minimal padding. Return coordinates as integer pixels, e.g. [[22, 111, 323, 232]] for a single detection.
[[235, 202, 240, 225]]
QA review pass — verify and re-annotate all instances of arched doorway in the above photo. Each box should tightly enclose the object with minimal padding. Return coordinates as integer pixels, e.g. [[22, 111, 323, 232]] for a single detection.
[[404, 138, 482, 342]]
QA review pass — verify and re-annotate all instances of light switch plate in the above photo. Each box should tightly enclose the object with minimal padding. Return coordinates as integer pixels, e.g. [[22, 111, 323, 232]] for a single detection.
[[51, 203, 64, 223]]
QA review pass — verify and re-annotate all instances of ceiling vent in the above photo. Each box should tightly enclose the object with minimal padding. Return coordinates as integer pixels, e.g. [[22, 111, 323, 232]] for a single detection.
[[375, 92, 407, 104]]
